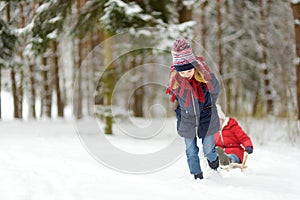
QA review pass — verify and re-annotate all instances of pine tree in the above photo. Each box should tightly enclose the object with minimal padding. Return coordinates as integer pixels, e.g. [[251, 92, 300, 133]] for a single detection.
[[2, 1, 20, 119], [291, 1, 300, 120], [72, 0, 175, 134], [0, 16, 17, 119], [29, 0, 72, 118]]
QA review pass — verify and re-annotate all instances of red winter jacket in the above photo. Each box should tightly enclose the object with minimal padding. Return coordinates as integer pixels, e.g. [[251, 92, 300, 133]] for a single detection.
[[214, 117, 253, 163]]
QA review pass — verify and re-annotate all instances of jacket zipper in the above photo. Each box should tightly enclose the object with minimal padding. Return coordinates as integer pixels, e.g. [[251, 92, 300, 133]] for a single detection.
[[191, 93, 198, 137]]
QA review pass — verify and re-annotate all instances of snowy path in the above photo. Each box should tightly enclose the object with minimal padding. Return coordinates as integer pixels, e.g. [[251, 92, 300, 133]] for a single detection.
[[0, 120, 299, 200]]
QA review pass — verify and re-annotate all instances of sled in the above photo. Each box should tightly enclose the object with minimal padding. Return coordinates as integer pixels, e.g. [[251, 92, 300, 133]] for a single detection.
[[220, 152, 248, 171]]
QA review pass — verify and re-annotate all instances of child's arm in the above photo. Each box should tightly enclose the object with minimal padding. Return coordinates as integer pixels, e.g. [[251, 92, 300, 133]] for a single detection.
[[210, 73, 220, 105], [233, 119, 253, 152]]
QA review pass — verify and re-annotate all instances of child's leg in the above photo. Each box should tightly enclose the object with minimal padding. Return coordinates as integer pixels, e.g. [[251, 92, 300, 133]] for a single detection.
[[202, 134, 219, 169], [184, 137, 202, 175], [216, 147, 231, 165], [227, 154, 241, 163]]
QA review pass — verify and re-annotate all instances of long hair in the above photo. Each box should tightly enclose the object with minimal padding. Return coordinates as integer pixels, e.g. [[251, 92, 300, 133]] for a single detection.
[[166, 56, 214, 107]]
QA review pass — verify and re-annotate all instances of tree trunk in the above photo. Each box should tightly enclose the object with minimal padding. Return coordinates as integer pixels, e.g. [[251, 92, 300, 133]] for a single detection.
[[279, 19, 293, 117], [0, 67, 1, 119], [103, 30, 113, 134], [149, 53, 157, 114], [73, 0, 83, 119], [216, 0, 224, 75], [81, 28, 90, 116], [29, 64, 36, 119], [17, 69, 24, 119], [17, 2, 25, 119], [259, 0, 273, 115], [291, 2, 300, 120], [134, 87, 144, 117], [176, 0, 193, 23], [74, 38, 83, 119], [133, 53, 144, 117], [86, 31, 94, 116], [29, 1, 37, 119], [41, 56, 52, 118], [252, 89, 259, 117], [94, 29, 105, 108], [200, 1, 207, 50], [52, 40, 64, 117], [216, 0, 230, 113], [11, 69, 19, 118], [6, 2, 20, 119]]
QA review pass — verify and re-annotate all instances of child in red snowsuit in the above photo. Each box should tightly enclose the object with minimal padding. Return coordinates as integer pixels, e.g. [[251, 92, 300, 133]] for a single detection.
[[214, 104, 253, 165]]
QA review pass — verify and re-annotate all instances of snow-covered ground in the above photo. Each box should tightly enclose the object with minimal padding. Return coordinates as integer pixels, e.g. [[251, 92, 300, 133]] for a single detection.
[[0, 118, 300, 200]]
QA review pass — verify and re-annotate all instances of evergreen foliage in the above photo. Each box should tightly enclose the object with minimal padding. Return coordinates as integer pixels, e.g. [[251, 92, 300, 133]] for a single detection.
[[30, 0, 72, 54], [0, 0, 298, 123], [0, 19, 17, 68]]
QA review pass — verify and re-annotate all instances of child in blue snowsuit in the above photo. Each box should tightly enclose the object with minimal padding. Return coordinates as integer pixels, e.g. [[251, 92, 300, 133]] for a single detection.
[[166, 39, 220, 180]]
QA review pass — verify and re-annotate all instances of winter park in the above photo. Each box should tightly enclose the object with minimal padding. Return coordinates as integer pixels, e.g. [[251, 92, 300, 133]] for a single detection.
[[1, 0, 300, 200]]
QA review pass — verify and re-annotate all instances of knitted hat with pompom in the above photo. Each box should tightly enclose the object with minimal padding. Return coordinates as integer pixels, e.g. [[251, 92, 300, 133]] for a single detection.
[[166, 38, 214, 107], [171, 39, 197, 72]]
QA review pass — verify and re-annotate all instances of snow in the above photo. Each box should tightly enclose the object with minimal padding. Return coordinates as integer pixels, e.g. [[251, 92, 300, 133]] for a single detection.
[[293, 57, 300, 65], [295, 19, 300, 25], [101, 0, 143, 22], [129, 28, 152, 37], [0, 114, 300, 199], [1, 85, 300, 199], [291, 0, 300, 4], [35, 2, 52, 15], [182, 0, 196, 9], [138, 14, 153, 22], [47, 30, 58, 39], [0, 2, 6, 11], [110, 0, 142, 15], [169, 21, 197, 33], [49, 16, 62, 24], [14, 21, 34, 36]]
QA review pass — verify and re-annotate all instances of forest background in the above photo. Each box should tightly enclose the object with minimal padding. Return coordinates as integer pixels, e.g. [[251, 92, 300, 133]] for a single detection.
[[0, 0, 300, 139]]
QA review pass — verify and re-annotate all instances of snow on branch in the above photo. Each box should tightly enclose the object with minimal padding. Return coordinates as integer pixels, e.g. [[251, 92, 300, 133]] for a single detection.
[[36, 1, 52, 14], [183, 0, 196, 9], [295, 19, 300, 25], [0, 2, 7, 12], [109, 0, 142, 15], [293, 57, 300, 65], [14, 21, 34, 36], [291, 0, 300, 4], [101, 0, 148, 32], [47, 30, 58, 39], [49, 16, 62, 24], [0, 58, 9, 68], [101, 0, 143, 23]]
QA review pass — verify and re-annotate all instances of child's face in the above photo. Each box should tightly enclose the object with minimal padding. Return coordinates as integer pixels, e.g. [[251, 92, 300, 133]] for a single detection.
[[178, 68, 194, 80]]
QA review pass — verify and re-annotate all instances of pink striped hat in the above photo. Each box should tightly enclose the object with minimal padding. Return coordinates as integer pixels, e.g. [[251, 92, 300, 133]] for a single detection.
[[171, 39, 197, 72]]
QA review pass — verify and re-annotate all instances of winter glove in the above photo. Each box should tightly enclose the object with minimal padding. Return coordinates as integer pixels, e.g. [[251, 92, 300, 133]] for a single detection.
[[245, 146, 253, 154]]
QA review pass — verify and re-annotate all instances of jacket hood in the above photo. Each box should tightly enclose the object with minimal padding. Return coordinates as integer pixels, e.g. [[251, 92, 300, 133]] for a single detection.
[[221, 117, 239, 130]]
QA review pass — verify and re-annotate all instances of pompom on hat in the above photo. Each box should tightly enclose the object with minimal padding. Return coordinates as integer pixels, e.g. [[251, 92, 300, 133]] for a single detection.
[[171, 39, 197, 72]]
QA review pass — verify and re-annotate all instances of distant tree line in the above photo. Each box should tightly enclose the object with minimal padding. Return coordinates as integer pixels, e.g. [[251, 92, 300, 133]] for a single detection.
[[0, 0, 299, 134]]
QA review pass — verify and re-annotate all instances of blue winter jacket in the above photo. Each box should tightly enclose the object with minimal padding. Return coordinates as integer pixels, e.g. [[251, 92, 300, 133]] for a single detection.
[[174, 73, 220, 139]]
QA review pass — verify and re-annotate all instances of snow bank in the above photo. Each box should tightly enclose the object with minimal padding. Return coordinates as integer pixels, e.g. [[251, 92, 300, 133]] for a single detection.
[[0, 119, 299, 200]]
